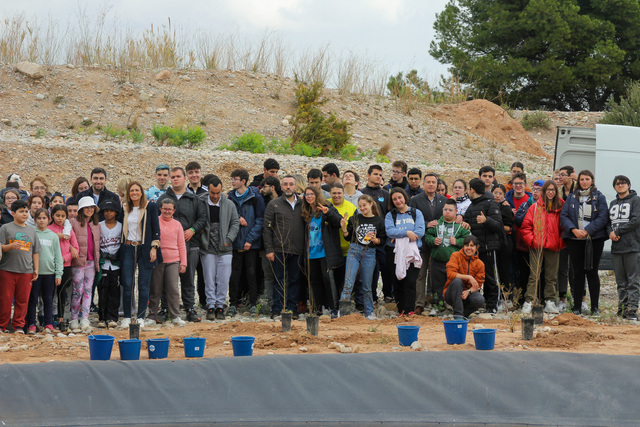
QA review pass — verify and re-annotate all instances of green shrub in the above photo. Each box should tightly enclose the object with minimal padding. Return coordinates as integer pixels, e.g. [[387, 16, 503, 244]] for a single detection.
[[224, 132, 267, 153], [291, 143, 322, 157], [521, 111, 551, 130], [376, 154, 390, 164], [151, 124, 206, 148], [129, 129, 145, 143], [101, 124, 129, 140], [601, 81, 640, 127], [35, 128, 45, 139], [339, 144, 358, 160]]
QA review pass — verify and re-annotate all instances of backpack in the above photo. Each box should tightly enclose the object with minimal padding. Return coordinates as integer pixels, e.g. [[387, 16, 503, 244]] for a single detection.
[[391, 207, 417, 224]]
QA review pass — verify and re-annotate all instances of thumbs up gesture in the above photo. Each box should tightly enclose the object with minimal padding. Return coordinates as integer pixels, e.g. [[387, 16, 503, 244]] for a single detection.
[[477, 211, 487, 224]]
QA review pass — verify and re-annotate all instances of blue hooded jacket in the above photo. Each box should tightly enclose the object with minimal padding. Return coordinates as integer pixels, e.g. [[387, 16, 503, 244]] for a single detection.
[[227, 186, 266, 250]]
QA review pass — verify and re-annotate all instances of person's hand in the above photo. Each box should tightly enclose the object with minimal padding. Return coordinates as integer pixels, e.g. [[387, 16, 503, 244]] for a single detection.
[[572, 229, 588, 239], [244, 242, 252, 250], [609, 231, 620, 241], [427, 220, 439, 228], [10, 241, 22, 250], [462, 289, 470, 300], [434, 237, 442, 246], [56, 232, 64, 239], [63, 234, 70, 241], [449, 236, 457, 245], [150, 247, 157, 263], [477, 211, 487, 224], [70, 247, 79, 259], [32, 271, 38, 282], [179, 265, 187, 274], [184, 228, 195, 242], [55, 278, 61, 286], [468, 276, 479, 288], [239, 217, 248, 227], [502, 200, 510, 206], [340, 213, 348, 229], [406, 230, 418, 241], [266, 252, 275, 262], [455, 215, 463, 224], [317, 204, 329, 214], [512, 208, 517, 215], [461, 222, 471, 230]]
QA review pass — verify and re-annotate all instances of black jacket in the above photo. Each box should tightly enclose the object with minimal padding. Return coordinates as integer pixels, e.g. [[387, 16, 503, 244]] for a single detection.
[[303, 203, 345, 270], [0, 207, 13, 227], [74, 186, 120, 221], [361, 185, 390, 217], [157, 188, 207, 249], [463, 193, 504, 253], [409, 192, 447, 225], [263, 195, 305, 255], [249, 173, 265, 188]]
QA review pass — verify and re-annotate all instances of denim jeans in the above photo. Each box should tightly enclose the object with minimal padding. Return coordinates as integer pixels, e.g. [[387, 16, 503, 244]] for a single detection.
[[341, 243, 376, 316], [120, 244, 153, 319]]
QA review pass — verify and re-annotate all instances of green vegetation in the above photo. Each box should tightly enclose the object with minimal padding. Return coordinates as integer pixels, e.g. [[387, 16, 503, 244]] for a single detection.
[[99, 124, 146, 143], [35, 128, 46, 138], [601, 81, 640, 127], [430, 0, 640, 110], [521, 111, 551, 131], [151, 124, 205, 148]]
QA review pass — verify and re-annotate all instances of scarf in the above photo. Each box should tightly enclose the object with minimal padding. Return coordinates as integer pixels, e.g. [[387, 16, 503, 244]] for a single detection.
[[577, 188, 593, 231], [456, 194, 469, 203]]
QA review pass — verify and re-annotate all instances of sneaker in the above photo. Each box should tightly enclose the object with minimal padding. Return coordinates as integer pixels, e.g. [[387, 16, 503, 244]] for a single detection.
[[497, 301, 506, 312], [581, 302, 589, 313], [144, 318, 155, 327], [107, 321, 118, 328], [206, 308, 216, 321], [27, 325, 37, 335], [172, 317, 186, 326], [365, 314, 377, 320], [544, 301, 560, 314], [97, 321, 107, 328], [136, 318, 145, 327], [216, 308, 225, 320], [186, 308, 201, 322], [79, 318, 91, 330], [120, 318, 131, 328], [249, 306, 257, 315], [15, 329, 25, 334], [291, 311, 299, 320], [227, 306, 237, 317], [428, 308, 438, 317], [521, 301, 532, 315], [157, 309, 168, 324], [557, 301, 567, 312], [330, 310, 338, 319], [572, 309, 582, 316], [414, 306, 424, 315], [69, 319, 79, 330], [624, 312, 639, 321], [590, 308, 601, 316], [44, 324, 55, 333]]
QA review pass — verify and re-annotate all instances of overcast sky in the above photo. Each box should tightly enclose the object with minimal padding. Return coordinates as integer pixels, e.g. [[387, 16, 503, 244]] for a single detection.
[[3, 0, 451, 82]]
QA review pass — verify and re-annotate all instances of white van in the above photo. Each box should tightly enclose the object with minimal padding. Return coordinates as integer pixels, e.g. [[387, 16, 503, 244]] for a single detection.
[[554, 124, 640, 268]]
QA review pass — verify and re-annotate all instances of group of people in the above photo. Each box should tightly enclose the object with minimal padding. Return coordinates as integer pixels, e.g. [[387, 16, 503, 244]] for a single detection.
[[0, 156, 637, 334]]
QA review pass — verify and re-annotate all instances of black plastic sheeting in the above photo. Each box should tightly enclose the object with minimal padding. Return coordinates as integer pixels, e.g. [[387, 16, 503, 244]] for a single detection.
[[1, 351, 638, 426]]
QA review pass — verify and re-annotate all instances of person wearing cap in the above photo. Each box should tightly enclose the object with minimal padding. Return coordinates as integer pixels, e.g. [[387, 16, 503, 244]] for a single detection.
[[0, 174, 30, 202], [97, 199, 122, 328], [119, 181, 161, 329], [69, 196, 101, 331], [145, 164, 171, 203]]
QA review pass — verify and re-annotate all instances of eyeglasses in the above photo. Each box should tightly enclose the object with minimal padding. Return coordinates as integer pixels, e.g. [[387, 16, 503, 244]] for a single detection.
[[392, 170, 404, 174], [558, 174, 568, 177], [615, 182, 629, 186]]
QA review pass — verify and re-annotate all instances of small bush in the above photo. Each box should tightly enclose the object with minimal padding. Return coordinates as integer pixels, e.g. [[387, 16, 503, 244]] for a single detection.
[[81, 119, 93, 127], [129, 129, 145, 143], [35, 128, 46, 139], [225, 132, 267, 153], [102, 124, 129, 140], [601, 81, 640, 127], [151, 124, 206, 148], [521, 111, 551, 130], [376, 154, 390, 164]]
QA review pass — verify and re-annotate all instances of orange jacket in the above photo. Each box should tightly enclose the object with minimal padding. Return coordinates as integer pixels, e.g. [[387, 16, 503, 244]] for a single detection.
[[444, 249, 485, 297]]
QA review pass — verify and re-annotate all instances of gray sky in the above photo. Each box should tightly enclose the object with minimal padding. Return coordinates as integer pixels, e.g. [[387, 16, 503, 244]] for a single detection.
[[3, 0, 451, 83]]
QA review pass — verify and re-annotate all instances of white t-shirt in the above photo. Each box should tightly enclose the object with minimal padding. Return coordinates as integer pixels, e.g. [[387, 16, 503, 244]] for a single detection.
[[127, 207, 141, 242], [100, 221, 122, 271]]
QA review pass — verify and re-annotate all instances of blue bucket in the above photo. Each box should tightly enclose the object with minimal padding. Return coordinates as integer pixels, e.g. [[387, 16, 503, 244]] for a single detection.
[[231, 336, 255, 356], [472, 328, 496, 350], [146, 338, 170, 359], [88, 334, 115, 360], [118, 339, 141, 360], [442, 319, 469, 345], [397, 324, 420, 346], [183, 337, 206, 358]]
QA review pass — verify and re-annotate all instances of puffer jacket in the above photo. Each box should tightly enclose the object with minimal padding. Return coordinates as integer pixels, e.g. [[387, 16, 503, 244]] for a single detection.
[[607, 190, 640, 254], [444, 249, 485, 297], [560, 187, 608, 240], [520, 198, 565, 252], [227, 186, 265, 251], [462, 192, 504, 253], [70, 218, 101, 271]]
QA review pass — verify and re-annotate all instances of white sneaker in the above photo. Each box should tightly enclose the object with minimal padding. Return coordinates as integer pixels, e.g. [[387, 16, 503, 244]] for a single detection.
[[365, 314, 377, 320], [79, 318, 91, 330], [581, 302, 589, 313], [497, 301, 505, 312], [521, 301, 532, 315], [120, 318, 131, 328], [172, 317, 186, 326], [69, 319, 79, 330], [136, 318, 145, 327], [544, 300, 560, 314], [108, 321, 118, 328], [557, 301, 567, 312], [144, 318, 155, 327], [428, 308, 438, 317], [97, 321, 106, 328]]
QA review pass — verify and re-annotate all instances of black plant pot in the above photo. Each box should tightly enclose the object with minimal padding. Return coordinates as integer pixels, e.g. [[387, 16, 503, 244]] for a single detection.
[[339, 300, 352, 317], [281, 312, 292, 332], [306, 315, 319, 336], [521, 317, 534, 340], [532, 304, 544, 325]]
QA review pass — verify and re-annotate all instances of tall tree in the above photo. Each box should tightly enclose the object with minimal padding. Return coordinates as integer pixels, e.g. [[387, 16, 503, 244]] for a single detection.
[[430, 0, 640, 111]]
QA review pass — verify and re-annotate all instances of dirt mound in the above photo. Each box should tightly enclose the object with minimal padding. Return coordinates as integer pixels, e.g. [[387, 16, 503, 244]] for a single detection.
[[433, 99, 550, 158], [531, 330, 614, 349], [554, 313, 595, 327]]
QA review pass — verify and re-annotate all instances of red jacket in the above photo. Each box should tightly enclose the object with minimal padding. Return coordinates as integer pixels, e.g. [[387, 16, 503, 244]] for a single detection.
[[520, 198, 565, 252]]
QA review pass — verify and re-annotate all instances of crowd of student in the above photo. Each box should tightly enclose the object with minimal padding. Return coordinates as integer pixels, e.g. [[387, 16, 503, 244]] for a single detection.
[[0, 156, 638, 334]]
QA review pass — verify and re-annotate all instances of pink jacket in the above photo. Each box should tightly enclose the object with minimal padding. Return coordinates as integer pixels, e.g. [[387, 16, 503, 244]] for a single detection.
[[48, 223, 80, 267], [159, 216, 187, 267], [70, 218, 101, 271]]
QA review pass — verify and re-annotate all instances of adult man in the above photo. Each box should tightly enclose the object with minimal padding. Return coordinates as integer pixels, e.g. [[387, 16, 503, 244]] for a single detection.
[[185, 161, 207, 195], [479, 166, 497, 193], [406, 168, 424, 198], [505, 173, 531, 213], [321, 163, 340, 189], [384, 161, 408, 191], [75, 168, 119, 220], [329, 182, 356, 298], [250, 158, 280, 188], [260, 176, 281, 204], [307, 169, 323, 189], [342, 170, 363, 207], [145, 164, 171, 203], [559, 166, 576, 200], [227, 168, 265, 316], [157, 167, 207, 322], [463, 178, 504, 313], [258, 175, 281, 310], [198, 175, 239, 320], [558, 165, 576, 310], [410, 173, 447, 315], [263, 176, 305, 318], [608, 175, 640, 320]]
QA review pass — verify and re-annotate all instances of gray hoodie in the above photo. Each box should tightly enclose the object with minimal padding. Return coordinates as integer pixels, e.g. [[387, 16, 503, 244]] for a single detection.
[[608, 189, 640, 254], [198, 192, 239, 256]]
